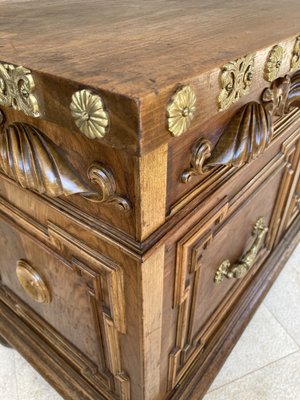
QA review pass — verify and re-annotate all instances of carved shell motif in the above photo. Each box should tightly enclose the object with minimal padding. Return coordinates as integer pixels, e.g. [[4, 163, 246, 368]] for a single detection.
[[0, 116, 130, 211], [0, 122, 92, 197], [205, 102, 273, 168]]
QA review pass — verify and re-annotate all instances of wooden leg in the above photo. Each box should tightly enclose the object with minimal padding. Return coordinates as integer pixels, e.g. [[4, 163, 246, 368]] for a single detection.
[[0, 334, 12, 348]]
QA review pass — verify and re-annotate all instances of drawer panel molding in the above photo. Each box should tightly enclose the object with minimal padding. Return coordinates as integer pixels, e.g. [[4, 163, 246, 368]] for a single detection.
[[182, 69, 300, 183], [168, 199, 229, 390], [0, 111, 130, 211]]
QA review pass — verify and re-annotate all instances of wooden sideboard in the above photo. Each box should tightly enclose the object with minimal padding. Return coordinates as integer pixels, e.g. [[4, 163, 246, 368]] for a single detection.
[[0, 1, 299, 399]]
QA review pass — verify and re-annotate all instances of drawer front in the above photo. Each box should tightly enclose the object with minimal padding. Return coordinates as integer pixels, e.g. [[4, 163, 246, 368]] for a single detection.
[[167, 143, 291, 389], [0, 217, 130, 399]]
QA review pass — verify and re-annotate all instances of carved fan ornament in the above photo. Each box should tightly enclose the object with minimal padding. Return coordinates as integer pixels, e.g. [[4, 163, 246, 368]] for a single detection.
[[182, 70, 300, 183], [0, 110, 130, 211]]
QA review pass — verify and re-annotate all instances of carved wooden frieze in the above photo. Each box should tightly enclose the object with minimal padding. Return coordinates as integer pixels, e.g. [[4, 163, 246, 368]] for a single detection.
[[0, 111, 130, 210], [218, 54, 255, 111], [0, 63, 40, 118], [182, 70, 300, 183]]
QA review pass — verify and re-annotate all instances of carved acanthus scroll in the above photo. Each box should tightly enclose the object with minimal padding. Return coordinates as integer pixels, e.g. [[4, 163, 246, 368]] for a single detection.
[[0, 112, 130, 210], [182, 70, 300, 183]]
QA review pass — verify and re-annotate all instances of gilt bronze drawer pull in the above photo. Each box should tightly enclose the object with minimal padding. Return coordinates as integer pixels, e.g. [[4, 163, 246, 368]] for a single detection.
[[214, 217, 268, 284], [16, 260, 51, 304]]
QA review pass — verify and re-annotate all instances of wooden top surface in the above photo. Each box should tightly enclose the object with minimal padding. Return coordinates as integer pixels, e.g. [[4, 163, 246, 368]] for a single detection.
[[0, 0, 299, 99]]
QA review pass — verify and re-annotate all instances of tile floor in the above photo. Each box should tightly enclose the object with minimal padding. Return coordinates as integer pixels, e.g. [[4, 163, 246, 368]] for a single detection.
[[1, 244, 300, 400]]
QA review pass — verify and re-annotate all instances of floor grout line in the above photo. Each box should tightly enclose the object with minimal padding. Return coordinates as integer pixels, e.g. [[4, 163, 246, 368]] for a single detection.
[[263, 301, 300, 349], [207, 349, 300, 395], [207, 302, 299, 394]]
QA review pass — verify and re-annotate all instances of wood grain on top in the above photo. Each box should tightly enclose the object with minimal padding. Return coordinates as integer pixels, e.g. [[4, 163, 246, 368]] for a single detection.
[[0, 0, 299, 98]]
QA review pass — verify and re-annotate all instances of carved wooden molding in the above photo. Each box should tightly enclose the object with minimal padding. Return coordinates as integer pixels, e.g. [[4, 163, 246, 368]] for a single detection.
[[182, 70, 300, 183], [0, 113, 130, 211], [47, 223, 130, 399]]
